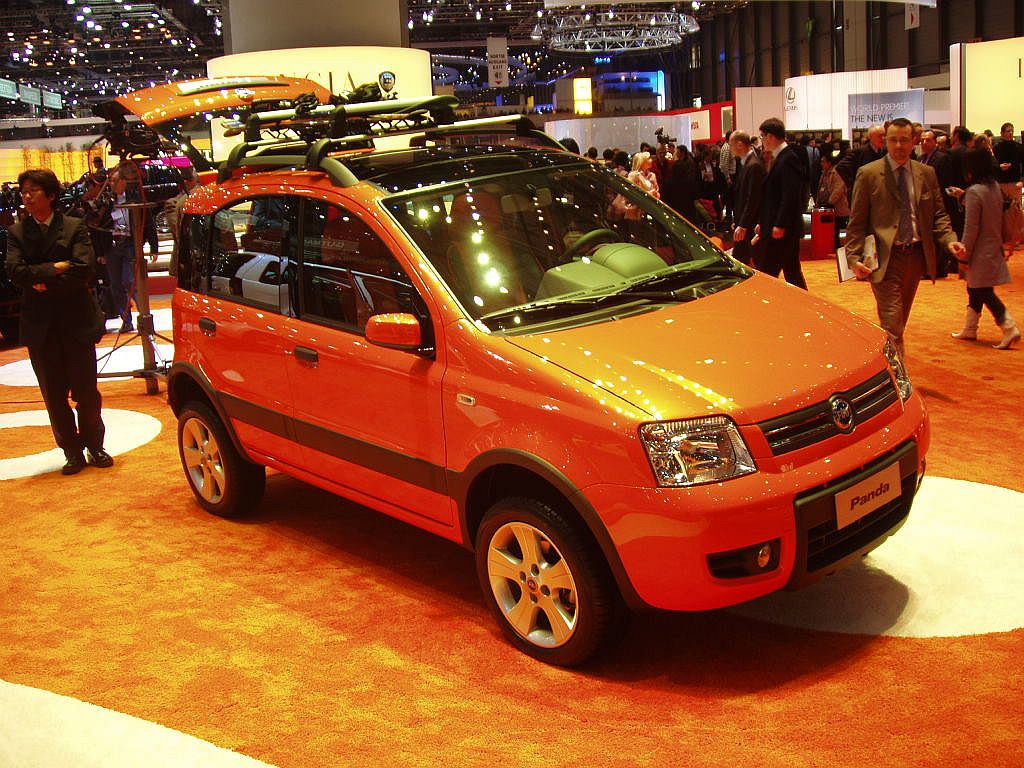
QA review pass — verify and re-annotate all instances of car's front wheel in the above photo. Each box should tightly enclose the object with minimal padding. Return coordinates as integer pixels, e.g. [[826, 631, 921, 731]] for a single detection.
[[177, 400, 265, 518], [475, 497, 624, 666]]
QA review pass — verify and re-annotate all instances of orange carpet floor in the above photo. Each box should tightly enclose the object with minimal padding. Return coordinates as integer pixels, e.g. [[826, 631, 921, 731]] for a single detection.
[[0, 252, 1022, 767]]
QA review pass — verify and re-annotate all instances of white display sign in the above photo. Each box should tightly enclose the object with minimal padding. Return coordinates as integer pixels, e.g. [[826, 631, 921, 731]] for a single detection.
[[487, 37, 509, 89], [784, 69, 908, 138], [686, 109, 711, 142], [905, 3, 921, 30], [848, 89, 925, 138], [546, 112, 702, 154], [734, 86, 785, 135], [953, 38, 1024, 135]]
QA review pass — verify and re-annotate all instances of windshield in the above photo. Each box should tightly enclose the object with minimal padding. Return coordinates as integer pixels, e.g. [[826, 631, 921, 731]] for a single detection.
[[383, 162, 746, 330]]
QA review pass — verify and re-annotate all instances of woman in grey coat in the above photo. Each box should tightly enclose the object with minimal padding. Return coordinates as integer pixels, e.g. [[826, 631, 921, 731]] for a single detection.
[[951, 148, 1020, 349]]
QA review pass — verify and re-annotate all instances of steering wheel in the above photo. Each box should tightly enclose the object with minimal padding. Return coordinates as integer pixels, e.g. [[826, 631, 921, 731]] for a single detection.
[[561, 227, 620, 262]]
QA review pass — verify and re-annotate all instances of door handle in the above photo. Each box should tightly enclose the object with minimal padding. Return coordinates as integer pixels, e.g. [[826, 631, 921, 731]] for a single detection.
[[198, 317, 216, 336], [295, 346, 319, 365]]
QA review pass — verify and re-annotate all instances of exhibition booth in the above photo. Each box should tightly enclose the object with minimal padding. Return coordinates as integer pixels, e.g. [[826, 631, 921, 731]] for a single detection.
[[0, 1, 1022, 760]]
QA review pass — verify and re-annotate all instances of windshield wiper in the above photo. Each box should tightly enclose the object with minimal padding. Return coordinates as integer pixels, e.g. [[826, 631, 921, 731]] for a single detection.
[[616, 262, 745, 295], [477, 294, 633, 325], [477, 262, 745, 326]]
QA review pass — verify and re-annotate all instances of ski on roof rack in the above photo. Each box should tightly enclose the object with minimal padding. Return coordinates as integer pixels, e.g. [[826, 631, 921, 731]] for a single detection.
[[220, 95, 461, 143]]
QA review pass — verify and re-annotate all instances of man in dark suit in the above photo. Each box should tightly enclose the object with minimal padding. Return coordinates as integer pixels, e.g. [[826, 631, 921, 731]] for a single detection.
[[728, 130, 764, 266], [918, 129, 944, 168], [845, 118, 966, 359], [5, 169, 113, 475], [937, 126, 972, 236], [756, 117, 808, 289], [836, 124, 887, 195]]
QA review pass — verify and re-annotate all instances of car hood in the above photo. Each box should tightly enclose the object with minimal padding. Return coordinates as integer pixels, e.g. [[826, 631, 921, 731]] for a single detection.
[[504, 274, 885, 424]]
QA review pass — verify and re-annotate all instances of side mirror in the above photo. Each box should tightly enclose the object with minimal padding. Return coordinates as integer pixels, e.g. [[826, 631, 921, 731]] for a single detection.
[[365, 312, 423, 351]]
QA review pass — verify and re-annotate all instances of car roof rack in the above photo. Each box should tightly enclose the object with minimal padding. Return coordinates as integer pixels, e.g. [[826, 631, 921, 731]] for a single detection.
[[217, 96, 566, 187]]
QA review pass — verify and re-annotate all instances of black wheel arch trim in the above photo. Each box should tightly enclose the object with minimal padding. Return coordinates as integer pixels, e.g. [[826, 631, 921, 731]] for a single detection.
[[449, 448, 649, 611], [167, 361, 261, 465]]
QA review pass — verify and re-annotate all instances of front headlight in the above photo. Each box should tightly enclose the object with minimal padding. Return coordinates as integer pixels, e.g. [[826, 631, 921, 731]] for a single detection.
[[639, 416, 757, 487], [884, 339, 913, 401]]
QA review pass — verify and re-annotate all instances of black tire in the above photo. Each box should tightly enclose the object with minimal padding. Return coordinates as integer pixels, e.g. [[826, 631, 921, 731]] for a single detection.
[[475, 496, 625, 666], [177, 400, 265, 518]]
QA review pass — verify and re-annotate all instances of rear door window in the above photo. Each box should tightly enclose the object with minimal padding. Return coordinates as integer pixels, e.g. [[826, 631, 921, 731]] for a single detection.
[[208, 195, 297, 315]]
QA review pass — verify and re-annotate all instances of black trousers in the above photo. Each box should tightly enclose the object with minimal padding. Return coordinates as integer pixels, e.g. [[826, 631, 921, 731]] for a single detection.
[[28, 330, 105, 454], [756, 233, 807, 290], [967, 286, 1007, 324]]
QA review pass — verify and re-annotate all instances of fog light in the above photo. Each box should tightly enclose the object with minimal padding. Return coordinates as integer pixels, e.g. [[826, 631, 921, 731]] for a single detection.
[[707, 538, 781, 579]]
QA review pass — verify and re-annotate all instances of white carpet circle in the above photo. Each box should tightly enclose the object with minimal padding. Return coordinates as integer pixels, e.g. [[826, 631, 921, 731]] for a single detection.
[[0, 679, 276, 768], [104, 307, 174, 334], [0, 343, 174, 386], [0, 409, 162, 480], [729, 476, 1024, 638]]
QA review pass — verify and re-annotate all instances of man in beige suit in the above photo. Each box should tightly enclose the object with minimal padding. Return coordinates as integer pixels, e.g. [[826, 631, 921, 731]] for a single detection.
[[846, 117, 966, 358]]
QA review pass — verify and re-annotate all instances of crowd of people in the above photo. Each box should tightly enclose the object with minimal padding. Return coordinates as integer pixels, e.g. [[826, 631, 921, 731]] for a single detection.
[[572, 114, 1022, 352], [2, 119, 1021, 477]]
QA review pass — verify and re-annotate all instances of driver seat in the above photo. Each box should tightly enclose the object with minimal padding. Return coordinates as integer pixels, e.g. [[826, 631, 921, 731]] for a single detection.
[[446, 190, 529, 310]]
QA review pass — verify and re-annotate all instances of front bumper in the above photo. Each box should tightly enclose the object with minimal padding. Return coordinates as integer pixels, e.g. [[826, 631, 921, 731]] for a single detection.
[[584, 397, 928, 612]]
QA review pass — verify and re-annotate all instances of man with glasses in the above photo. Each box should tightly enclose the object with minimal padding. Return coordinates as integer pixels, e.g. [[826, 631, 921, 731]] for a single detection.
[[5, 169, 112, 475], [994, 122, 1023, 250], [845, 118, 966, 358]]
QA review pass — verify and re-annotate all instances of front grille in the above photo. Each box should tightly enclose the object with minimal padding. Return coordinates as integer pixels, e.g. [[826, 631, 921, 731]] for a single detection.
[[758, 370, 899, 455]]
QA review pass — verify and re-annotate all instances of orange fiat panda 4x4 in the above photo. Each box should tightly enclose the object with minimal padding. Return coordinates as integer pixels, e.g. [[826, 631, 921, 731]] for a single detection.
[[164, 93, 929, 665]]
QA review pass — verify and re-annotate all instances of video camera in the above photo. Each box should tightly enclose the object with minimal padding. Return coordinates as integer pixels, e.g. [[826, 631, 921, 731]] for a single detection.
[[655, 127, 676, 146]]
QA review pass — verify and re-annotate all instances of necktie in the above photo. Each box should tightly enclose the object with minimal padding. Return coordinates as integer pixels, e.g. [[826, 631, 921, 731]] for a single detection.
[[897, 166, 913, 244]]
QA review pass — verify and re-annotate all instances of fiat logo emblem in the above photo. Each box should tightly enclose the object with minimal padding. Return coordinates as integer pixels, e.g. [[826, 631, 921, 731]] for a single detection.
[[830, 396, 855, 432]]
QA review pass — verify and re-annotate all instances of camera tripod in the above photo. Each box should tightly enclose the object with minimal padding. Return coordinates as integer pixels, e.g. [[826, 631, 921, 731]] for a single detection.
[[96, 201, 170, 395]]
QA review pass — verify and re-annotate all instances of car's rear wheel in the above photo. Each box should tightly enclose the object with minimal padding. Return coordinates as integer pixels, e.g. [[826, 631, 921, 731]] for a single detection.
[[475, 497, 624, 666], [177, 400, 265, 518]]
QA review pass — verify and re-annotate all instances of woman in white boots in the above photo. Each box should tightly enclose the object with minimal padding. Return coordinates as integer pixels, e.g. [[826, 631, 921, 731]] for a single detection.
[[952, 147, 1021, 349]]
